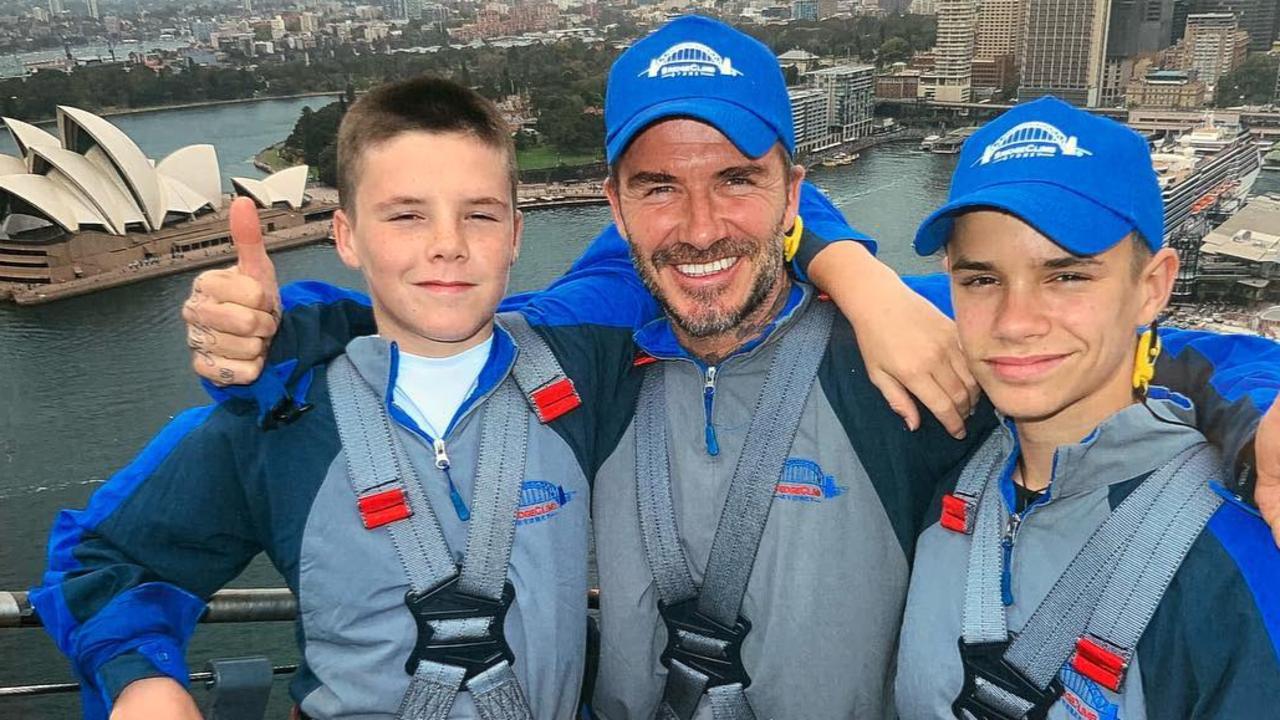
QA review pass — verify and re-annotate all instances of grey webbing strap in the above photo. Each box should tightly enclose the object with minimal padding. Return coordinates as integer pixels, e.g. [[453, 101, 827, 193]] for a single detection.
[[1005, 443, 1223, 688], [499, 312, 580, 424], [698, 301, 834, 625], [327, 355, 534, 720], [635, 299, 835, 720], [636, 366, 699, 604], [959, 441, 1224, 710], [329, 355, 457, 590]]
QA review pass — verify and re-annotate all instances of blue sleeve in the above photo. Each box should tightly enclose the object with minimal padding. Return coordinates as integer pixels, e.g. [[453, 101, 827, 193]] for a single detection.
[[789, 180, 877, 282], [1154, 329, 1279, 489], [27, 405, 261, 719], [1138, 497, 1280, 717]]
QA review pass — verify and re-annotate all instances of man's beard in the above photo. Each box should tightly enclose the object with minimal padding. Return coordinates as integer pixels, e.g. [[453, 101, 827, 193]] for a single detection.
[[628, 221, 787, 339]]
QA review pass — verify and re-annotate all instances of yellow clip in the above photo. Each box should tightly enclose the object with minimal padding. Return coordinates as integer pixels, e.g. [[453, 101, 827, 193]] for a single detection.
[[783, 215, 804, 262], [1132, 326, 1161, 395]]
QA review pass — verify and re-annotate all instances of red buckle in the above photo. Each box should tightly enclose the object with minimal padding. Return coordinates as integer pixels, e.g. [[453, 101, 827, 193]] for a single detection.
[[357, 488, 411, 529], [1070, 635, 1129, 692], [530, 377, 581, 423], [633, 353, 658, 367], [940, 493, 975, 534]]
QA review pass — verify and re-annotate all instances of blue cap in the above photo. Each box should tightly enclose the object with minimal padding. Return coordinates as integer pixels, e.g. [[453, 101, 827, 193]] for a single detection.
[[604, 15, 794, 165], [914, 96, 1164, 257]]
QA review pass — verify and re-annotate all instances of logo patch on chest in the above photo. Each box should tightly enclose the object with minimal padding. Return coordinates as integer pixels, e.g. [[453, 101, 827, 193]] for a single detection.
[[774, 458, 846, 503], [1059, 667, 1121, 720], [516, 480, 575, 526]]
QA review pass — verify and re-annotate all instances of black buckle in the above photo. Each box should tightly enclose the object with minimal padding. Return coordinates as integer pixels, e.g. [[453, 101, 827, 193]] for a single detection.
[[264, 398, 313, 430], [658, 598, 752, 690], [952, 638, 1062, 720], [404, 576, 516, 681]]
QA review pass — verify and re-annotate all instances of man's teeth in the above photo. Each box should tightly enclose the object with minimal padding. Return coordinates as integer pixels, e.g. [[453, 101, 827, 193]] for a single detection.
[[675, 257, 738, 277]]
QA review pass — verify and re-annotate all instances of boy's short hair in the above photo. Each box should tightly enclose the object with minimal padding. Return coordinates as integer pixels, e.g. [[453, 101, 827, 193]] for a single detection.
[[336, 75, 518, 215]]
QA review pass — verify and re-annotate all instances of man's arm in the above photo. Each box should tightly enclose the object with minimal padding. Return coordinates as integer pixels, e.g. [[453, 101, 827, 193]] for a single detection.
[[28, 405, 261, 719]]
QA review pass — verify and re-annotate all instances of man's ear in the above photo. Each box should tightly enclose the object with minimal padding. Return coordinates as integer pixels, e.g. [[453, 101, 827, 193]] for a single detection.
[[604, 175, 628, 240], [783, 160, 806, 232], [511, 209, 525, 265], [1138, 246, 1179, 326], [333, 209, 361, 270]]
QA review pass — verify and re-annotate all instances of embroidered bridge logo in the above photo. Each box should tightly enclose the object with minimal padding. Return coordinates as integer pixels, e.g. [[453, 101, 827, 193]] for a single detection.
[[775, 459, 846, 503], [642, 42, 742, 79], [977, 121, 1092, 166], [516, 480, 574, 526], [1059, 667, 1121, 720]]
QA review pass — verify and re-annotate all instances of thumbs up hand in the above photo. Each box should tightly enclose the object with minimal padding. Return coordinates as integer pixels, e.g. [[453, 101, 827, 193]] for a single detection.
[[182, 197, 281, 386]]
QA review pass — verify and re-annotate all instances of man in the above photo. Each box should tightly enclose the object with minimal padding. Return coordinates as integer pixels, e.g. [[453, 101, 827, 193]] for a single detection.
[[33, 77, 621, 720], [894, 98, 1280, 719], [179, 16, 1280, 720]]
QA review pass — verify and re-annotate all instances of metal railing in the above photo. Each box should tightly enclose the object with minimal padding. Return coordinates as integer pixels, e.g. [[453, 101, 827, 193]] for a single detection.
[[0, 586, 601, 714]]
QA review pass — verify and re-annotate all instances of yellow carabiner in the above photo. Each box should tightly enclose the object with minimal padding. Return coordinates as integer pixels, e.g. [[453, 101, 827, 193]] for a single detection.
[[783, 215, 805, 263], [1132, 325, 1161, 395]]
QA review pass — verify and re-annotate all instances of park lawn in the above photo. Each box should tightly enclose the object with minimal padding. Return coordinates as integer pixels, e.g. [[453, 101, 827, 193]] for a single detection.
[[517, 144, 601, 170]]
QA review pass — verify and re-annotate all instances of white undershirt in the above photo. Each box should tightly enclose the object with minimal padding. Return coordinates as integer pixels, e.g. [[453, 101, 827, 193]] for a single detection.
[[391, 336, 493, 439]]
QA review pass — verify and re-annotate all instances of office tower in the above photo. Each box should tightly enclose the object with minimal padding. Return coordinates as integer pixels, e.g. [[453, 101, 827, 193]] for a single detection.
[[804, 64, 876, 140], [928, 0, 977, 102], [1189, 0, 1280, 50], [1181, 12, 1251, 87], [1020, 0, 1111, 106]]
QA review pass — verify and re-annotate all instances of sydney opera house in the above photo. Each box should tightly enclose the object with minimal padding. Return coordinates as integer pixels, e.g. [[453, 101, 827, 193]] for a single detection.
[[0, 106, 334, 303]]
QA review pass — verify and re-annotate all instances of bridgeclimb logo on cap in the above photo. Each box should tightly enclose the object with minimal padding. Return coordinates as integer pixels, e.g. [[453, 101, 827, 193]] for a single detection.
[[642, 41, 744, 79], [976, 120, 1093, 167]]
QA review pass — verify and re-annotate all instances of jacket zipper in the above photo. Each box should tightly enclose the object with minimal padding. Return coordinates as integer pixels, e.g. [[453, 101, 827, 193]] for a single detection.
[[704, 365, 720, 456]]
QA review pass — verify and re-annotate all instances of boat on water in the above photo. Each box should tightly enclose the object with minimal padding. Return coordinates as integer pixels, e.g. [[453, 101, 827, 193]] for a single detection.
[[1263, 142, 1280, 172], [919, 134, 941, 151], [819, 152, 858, 168], [1150, 114, 1263, 299], [928, 127, 978, 155]]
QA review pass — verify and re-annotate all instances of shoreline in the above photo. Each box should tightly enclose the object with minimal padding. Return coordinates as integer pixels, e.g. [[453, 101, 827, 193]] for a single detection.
[[11, 91, 344, 128]]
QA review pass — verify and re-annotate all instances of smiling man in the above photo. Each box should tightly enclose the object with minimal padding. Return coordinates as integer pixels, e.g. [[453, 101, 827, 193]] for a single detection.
[[895, 97, 1280, 720]]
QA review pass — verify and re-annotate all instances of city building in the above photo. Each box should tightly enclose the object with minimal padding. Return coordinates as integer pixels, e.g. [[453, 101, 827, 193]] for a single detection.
[[875, 68, 923, 99], [1126, 68, 1208, 107], [804, 63, 876, 141], [778, 48, 821, 74], [1020, 0, 1112, 105], [909, 0, 937, 13], [792, 0, 820, 20], [973, 0, 1020, 61], [1198, 195, 1280, 302], [1187, 0, 1280, 51], [789, 88, 831, 153], [48, 0, 63, 14], [970, 54, 1017, 96], [926, 0, 977, 102], [1175, 13, 1251, 89], [86, 0, 99, 20], [1099, 0, 1177, 107]]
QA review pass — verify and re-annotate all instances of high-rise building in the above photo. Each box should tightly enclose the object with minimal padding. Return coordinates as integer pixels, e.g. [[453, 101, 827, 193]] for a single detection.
[[974, 0, 1021, 60], [1097, 0, 1176, 107], [1188, 0, 1280, 50], [1178, 13, 1251, 87], [910, 0, 938, 13], [1020, 0, 1111, 106], [243, 0, 252, 14], [929, 0, 977, 102], [789, 88, 831, 153], [48, 0, 64, 15], [803, 64, 876, 141], [86, 0, 99, 20]]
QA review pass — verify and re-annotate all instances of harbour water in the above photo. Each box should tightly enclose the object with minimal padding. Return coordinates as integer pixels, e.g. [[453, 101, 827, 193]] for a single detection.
[[1, 97, 1277, 717]]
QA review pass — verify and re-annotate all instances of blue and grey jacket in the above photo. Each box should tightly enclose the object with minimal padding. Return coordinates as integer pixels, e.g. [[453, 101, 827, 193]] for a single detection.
[[895, 397, 1280, 719], [29, 329, 627, 719]]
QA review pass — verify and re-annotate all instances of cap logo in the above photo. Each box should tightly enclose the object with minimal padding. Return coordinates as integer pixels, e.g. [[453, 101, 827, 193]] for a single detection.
[[642, 41, 743, 79], [976, 121, 1092, 166]]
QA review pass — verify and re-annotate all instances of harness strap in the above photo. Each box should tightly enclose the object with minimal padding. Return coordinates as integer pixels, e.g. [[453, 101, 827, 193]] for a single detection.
[[500, 312, 582, 423], [955, 442, 1224, 719], [327, 353, 534, 720], [635, 297, 835, 720]]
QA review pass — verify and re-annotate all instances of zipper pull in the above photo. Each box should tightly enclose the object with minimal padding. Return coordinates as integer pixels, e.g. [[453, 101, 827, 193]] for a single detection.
[[1000, 513, 1021, 606], [704, 366, 720, 456], [433, 438, 450, 470]]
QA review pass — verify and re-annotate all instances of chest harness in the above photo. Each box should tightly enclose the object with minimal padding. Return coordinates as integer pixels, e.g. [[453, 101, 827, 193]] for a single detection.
[[326, 313, 580, 720], [634, 300, 835, 720], [941, 434, 1225, 719]]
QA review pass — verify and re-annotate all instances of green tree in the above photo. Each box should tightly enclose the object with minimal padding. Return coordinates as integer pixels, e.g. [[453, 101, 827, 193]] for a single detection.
[[1214, 54, 1280, 107], [877, 37, 912, 66]]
